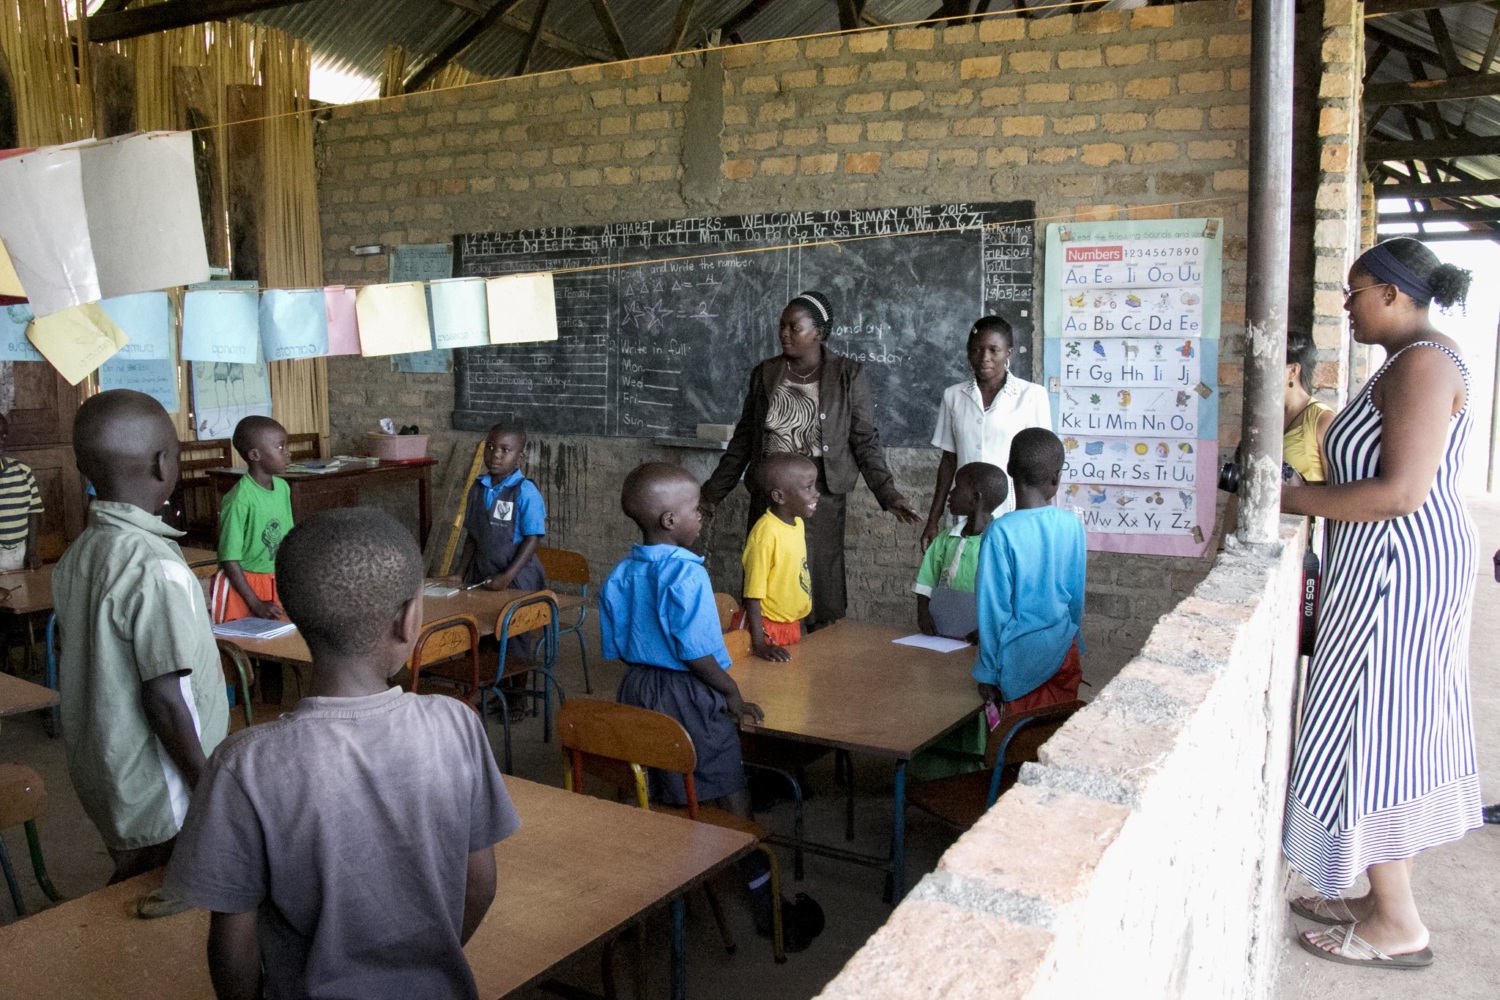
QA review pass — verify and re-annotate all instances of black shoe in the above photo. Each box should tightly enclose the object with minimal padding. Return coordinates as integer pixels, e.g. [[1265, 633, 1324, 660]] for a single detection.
[[1483, 804, 1500, 825], [755, 892, 825, 953]]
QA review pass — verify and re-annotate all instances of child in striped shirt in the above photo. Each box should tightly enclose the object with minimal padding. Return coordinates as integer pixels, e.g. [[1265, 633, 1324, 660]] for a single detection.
[[0, 412, 44, 572]]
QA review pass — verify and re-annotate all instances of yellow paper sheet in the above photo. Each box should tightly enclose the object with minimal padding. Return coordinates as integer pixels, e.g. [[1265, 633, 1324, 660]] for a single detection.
[[26, 302, 129, 384], [486, 273, 559, 344], [354, 281, 432, 357], [0, 238, 24, 298]]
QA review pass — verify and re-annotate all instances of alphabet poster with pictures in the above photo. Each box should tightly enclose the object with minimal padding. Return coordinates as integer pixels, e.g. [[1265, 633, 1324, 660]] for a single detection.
[[1043, 219, 1221, 557]]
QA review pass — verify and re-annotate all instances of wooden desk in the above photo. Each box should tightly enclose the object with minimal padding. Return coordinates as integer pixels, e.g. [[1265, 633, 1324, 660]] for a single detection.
[[0, 672, 58, 717], [0, 566, 52, 617], [224, 586, 586, 666], [0, 778, 753, 1000], [731, 620, 981, 901], [208, 459, 436, 548]]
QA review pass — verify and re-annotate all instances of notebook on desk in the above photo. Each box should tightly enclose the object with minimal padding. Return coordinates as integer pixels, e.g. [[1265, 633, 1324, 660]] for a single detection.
[[212, 618, 297, 640]]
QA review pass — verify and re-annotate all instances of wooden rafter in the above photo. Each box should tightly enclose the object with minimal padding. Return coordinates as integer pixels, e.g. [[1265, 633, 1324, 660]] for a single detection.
[[836, 0, 865, 31], [585, 0, 631, 60], [721, 0, 776, 42], [404, 0, 524, 93], [1366, 134, 1500, 159], [663, 0, 696, 52], [83, 0, 314, 43], [1366, 0, 1498, 14], [1365, 72, 1500, 104], [1377, 207, 1500, 223], [1376, 177, 1500, 197], [516, 0, 553, 77]]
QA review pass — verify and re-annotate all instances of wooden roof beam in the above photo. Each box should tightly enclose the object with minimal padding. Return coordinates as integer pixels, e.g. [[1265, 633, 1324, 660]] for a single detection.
[[1376, 177, 1500, 197], [663, 0, 696, 52], [83, 0, 314, 43], [1365, 72, 1500, 103], [585, 0, 631, 60], [404, 0, 524, 93], [1365, 134, 1500, 159], [1366, 1, 1497, 14], [1376, 206, 1500, 223]]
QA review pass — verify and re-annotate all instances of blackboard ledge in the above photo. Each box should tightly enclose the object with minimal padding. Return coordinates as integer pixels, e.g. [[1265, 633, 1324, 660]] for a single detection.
[[654, 437, 729, 451]]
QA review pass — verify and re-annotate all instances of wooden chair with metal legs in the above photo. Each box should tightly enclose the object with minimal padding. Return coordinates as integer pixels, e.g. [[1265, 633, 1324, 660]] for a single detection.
[[405, 613, 483, 715], [478, 593, 564, 774], [906, 699, 1088, 829], [558, 697, 786, 994], [218, 639, 258, 732], [537, 547, 594, 694], [0, 763, 62, 917]]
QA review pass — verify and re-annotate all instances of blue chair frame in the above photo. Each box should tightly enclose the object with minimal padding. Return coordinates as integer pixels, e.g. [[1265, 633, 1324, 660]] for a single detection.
[[537, 547, 593, 694], [479, 592, 565, 773]]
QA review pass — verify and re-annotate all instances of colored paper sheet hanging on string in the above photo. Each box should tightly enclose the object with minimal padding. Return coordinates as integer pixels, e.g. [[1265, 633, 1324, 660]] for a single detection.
[[0, 133, 210, 317], [486, 273, 558, 344], [260, 288, 330, 360], [354, 282, 432, 357], [26, 302, 129, 384], [182, 287, 260, 364], [0, 238, 24, 298], [100, 358, 179, 413], [324, 286, 361, 355], [429, 277, 489, 349], [99, 291, 172, 361], [0, 304, 43, 362]]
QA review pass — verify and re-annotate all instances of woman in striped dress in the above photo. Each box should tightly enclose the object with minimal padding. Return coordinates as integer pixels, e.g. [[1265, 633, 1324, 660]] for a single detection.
[[1280, 238, 1480, 970]]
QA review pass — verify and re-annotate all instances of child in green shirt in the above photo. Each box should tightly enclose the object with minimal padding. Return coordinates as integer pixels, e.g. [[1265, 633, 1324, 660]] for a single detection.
[[915, 462, 1009, 639], [211, 416, 293, 624]]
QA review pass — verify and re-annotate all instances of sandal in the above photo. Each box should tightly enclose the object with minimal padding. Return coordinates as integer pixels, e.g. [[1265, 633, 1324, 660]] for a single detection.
[[134, 887, 189, 920], [1297, 924, 1433, 970], [1289, 895, 1357, 925]]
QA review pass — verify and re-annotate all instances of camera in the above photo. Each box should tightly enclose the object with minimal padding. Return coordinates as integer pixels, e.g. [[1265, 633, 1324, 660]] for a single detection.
[[1218, 460, 1296, 494]]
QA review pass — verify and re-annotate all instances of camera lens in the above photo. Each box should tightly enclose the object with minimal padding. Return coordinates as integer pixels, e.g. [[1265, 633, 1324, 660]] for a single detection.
[[1218, 461, 1241, 494]]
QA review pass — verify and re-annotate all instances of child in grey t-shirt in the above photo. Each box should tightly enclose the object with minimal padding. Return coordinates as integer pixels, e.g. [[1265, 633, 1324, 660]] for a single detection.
[[166, 508, 519, 1000]]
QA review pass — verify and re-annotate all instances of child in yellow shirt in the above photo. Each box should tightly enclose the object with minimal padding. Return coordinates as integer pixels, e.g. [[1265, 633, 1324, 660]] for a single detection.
[[733, 454, 818, 661]]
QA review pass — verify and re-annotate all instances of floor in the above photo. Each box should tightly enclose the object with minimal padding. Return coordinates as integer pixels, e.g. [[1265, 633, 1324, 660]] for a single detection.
[[1275, 494, 1500, 1000], [0, 601, 968, 999]]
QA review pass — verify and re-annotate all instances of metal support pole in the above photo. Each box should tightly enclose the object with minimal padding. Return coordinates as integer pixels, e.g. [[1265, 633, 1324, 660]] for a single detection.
[[1238, 0, 1297, 545]]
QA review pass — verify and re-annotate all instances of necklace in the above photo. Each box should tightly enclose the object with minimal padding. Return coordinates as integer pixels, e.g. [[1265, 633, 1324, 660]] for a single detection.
[[785, 358, 821, 382]]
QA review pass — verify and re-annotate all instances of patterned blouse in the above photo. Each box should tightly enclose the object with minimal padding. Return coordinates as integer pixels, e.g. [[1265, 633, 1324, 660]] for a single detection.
[[764, 376, 822, 457]]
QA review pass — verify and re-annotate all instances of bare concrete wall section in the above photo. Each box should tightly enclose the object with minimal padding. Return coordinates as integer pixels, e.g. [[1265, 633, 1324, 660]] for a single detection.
[[818, 518, 1306, 1000]]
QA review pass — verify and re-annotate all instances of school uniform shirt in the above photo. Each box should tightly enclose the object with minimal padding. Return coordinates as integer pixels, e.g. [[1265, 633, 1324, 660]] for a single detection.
[[600, 545, 732, 672], [217, 474, 293, 574], [932, 375, 1052, 515], [742, 511, 812, 624], [973, 506, 1087, 702], [912, 521, 983, 596], [53, 501, 229, 851], [462, 469, 547, 583], [165, 688, 520, 1000], [0, 457, 43, 549]]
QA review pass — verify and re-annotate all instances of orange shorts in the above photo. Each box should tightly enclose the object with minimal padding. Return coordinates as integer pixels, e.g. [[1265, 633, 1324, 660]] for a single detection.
[[211, 569, 278, 624], [729, 608, 802, 647], [1001, 640, 1082, 717]]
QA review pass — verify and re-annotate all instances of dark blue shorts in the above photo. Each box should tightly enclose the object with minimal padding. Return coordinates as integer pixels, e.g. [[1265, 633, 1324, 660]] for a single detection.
[[616, 664, 746, 806]]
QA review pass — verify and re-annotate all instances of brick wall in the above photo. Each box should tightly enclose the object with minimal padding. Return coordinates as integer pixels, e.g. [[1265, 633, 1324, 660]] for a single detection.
[[818, 518, 1306, 999], [316, 2, 1271, 685]]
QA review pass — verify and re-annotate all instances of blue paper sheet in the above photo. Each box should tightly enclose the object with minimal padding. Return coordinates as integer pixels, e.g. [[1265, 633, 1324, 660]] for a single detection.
[[260, 288, 329, 360], [100, 358, 179, 412], [99, 291, 172, 361], [182, 288, 259, 364], [0, 302, 43, 362]]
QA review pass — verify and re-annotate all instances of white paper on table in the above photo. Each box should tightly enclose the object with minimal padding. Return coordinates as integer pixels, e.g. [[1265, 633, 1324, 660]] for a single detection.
[[891, 634, 973, 654], [485, 273, 558, 344], [429, 277, 490, 349], [0, 143, 97, 317], [79, 132, 210, 300], [355, 282, 432, 357]]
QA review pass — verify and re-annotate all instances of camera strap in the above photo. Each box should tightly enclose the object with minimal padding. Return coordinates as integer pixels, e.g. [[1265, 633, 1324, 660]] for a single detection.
[[1299, 547, 1321, 657]]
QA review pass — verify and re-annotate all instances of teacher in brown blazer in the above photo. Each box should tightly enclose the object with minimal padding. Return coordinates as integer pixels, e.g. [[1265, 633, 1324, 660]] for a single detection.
[[701, 290, 921, 628]]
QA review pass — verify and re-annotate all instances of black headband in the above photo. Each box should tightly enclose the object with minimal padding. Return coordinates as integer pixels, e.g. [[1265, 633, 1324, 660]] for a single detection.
[[1359, 241, 1433, 304]]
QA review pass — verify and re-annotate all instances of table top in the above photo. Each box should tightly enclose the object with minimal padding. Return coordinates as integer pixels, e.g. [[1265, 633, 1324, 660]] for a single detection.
[[732, 621, 982, 760], [179, 547, 218, 569], [0, 778, 753, 1000], [224, 585, 586, 665], [207, 459, 435, 484], [0, 671, 58, 718], [0, 565, 52, 616]]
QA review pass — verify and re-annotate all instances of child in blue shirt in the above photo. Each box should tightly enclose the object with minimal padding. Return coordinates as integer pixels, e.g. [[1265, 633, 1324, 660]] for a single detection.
[[974, 428, 1086, 717], [458, 424, 546, 593]]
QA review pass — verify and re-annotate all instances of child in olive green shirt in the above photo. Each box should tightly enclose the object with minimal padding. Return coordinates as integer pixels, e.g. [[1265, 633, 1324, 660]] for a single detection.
[[210, 416, 294, 624]]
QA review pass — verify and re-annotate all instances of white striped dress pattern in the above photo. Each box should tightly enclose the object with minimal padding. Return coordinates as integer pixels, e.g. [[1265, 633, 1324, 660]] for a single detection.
[[1283, 342, 1482, 897]]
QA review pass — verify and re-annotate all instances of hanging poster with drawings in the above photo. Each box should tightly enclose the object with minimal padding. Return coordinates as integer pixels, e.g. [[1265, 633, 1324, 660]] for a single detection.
[[1043, 219, 1221, 557], [191, 358, 272, 439]]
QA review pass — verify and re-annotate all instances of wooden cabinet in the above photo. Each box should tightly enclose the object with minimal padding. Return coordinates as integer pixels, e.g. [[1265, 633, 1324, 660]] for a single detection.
[[3, 362, 85, 561]]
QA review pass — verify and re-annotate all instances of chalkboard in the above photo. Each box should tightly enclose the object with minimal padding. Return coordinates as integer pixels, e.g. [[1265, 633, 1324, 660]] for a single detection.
[[452, 201, 1035, 447]]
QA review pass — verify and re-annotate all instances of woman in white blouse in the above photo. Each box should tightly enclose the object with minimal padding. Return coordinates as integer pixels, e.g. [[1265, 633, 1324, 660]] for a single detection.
[[921, 316, 1054, 550]]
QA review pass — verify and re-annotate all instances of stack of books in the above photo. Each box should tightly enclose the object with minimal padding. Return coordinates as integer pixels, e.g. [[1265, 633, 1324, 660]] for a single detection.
[[212, 618, 298, 640]]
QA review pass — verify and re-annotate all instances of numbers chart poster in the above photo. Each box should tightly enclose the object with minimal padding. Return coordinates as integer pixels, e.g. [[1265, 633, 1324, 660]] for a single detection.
[[1043, 219, 1221, 557]]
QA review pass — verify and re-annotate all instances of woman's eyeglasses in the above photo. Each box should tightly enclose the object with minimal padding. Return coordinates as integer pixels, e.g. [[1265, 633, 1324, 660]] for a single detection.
[[1343, 282, 1390, 301]]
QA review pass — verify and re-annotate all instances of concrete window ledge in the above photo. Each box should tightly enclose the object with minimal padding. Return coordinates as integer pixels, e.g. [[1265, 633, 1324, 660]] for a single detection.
[[818, 518, 1307, 1000]]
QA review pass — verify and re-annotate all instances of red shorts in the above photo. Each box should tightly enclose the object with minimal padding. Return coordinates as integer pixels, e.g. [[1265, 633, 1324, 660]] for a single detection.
[[1001, 640, 1082, 717], [729, 608, 802, 646], [211, 569, 278, 624]]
